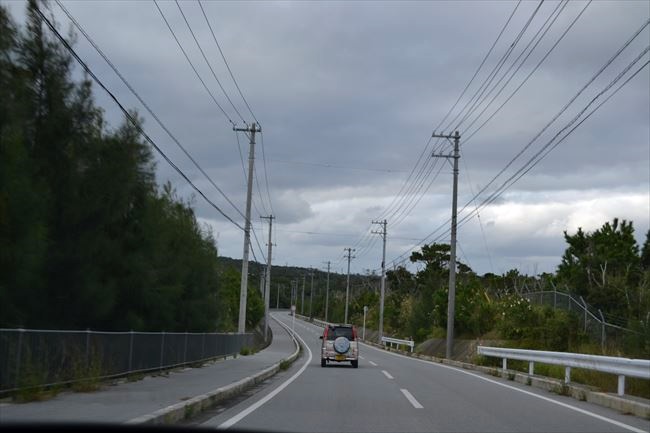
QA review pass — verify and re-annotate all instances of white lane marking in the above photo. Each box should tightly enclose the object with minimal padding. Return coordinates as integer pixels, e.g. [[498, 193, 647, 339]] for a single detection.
[[381, 370, 394, 380], [217, 317, 313, 430], [358, 355, 365, 360], [401, 389, 423, 409], [369, 361, 378, 367], [360, 342, 646, 433]]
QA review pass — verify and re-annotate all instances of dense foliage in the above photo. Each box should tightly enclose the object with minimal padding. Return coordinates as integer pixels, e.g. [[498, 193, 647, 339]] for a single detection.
[[0, 2, 263, 332], [340, 220, 649, 357]]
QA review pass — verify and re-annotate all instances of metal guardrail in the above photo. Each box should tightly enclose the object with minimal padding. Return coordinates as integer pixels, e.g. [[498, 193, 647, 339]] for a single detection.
[[0, 328, 259, 393], [478, 346, 650, 396], [381, 336, 415, 352]]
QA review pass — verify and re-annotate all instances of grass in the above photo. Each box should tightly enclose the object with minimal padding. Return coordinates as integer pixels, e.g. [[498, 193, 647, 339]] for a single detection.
[[240, 346, 258, 356], [279, 359, 291, 371]]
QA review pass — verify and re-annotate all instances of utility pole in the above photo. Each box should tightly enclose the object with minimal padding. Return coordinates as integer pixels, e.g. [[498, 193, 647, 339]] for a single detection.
[[290, 280, 297, 309], [301, 273, 306, 315], [432, 130, 460, 359], [233, 122, 261, 333], [372, 219, 387, 342], [323, 261, 331, 322], [261, 215, 275, 342], [344, 248, 355, 324], [309, 269, 314, 318]]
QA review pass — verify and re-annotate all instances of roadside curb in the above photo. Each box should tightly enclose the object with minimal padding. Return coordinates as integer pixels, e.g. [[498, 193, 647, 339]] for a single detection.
[[299, 315, 650, 419], [125, 317, 301, 425]]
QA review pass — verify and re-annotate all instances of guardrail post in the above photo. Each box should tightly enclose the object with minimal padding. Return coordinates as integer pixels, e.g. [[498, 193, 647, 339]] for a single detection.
[[617, 375, 625, 396], [528, 361, 534, 375], [564, 366, 571, 384], [128, 330, 134, 372], [160, 331, 165, 370], [502, 358, 507, 371]]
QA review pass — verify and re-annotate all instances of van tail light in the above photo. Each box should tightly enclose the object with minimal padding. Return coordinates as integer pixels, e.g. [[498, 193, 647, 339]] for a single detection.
[[352, 327, 357, 340]]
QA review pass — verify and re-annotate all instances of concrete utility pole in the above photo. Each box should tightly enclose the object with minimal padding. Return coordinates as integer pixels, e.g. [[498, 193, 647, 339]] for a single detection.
[[323, 261, 331, 322], [301, 273, 306, 315], [344, 248, 355, 324], [261, 215, 275, 342], [259, 268, 265, 296], [233, 122, 261, 333], [432, 130, 461, 359], [372, 219, 387, 342], [309, 269, 314, 318], [290, 280, 297, 308]]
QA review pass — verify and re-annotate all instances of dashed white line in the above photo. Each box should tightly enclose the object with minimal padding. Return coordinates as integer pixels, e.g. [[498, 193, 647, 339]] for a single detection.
[[358, 355, 365, 360], [360, 341, 646, 433], [369, 361, 378, 367], [400, 389, 423, 409], [381, 370, 394, 379]]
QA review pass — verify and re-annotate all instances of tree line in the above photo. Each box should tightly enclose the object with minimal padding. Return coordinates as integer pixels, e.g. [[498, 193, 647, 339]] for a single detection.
[[0, 2, 263, 332], [336, 219, 649, 357]]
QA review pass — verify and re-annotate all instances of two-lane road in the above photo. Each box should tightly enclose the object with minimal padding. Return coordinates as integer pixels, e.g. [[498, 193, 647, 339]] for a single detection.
[[199, 313, 649, 432]]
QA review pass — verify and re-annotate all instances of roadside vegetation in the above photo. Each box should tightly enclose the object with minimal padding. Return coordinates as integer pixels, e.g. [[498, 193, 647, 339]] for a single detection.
[[0, 1, 263, 333]]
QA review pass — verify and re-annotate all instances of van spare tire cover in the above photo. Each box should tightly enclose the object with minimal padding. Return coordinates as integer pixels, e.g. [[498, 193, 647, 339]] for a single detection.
[[333, 336, 350, 354]]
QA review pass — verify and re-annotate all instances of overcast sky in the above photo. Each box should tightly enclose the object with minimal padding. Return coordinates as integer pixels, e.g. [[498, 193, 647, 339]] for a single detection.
[[5, 0, 649, 276]]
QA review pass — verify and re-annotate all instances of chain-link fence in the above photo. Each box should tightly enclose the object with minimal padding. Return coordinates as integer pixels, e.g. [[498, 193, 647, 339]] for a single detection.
[[0, 328, 259, 393], [521, 290, 647, 354]]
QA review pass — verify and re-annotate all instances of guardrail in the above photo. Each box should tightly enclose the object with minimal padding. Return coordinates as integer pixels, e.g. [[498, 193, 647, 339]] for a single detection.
[[477, 346, 650, 396], [381, 336, 415, 352]]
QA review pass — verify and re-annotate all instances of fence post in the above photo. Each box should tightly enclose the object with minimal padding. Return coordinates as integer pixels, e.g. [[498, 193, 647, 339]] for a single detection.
[[85, 328, 91, 370], [183, 332, 188, 364], [160, 331, 165, 370], [598, 310, 606, 353], [15, 329, 25, 388], [579, 296, 588, 332], [128, 330, 134, 372]]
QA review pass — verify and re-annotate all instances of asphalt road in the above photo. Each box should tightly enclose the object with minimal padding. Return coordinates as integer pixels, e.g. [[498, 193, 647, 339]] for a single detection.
[[200, 313, 650, 433]]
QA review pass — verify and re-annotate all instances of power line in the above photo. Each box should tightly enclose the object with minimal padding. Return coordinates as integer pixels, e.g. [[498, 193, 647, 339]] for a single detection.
[[460, 0, 570, 133], [266, 158, 408, 173], [55, 0, 247, 223], [259, 131, 274, 215], [434, 0, 522, 132], [174, 0, 246, 123], [35, 3, 244, 231], [153, 0, 235, 126], [197, 0, 259, 125], [384, 43, 649, 270], [459, 17, 649, 217], [464, 0, 592, 144]]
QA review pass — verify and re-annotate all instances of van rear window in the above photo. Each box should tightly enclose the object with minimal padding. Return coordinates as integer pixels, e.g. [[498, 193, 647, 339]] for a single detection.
[[326, 326, 354, 341]]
